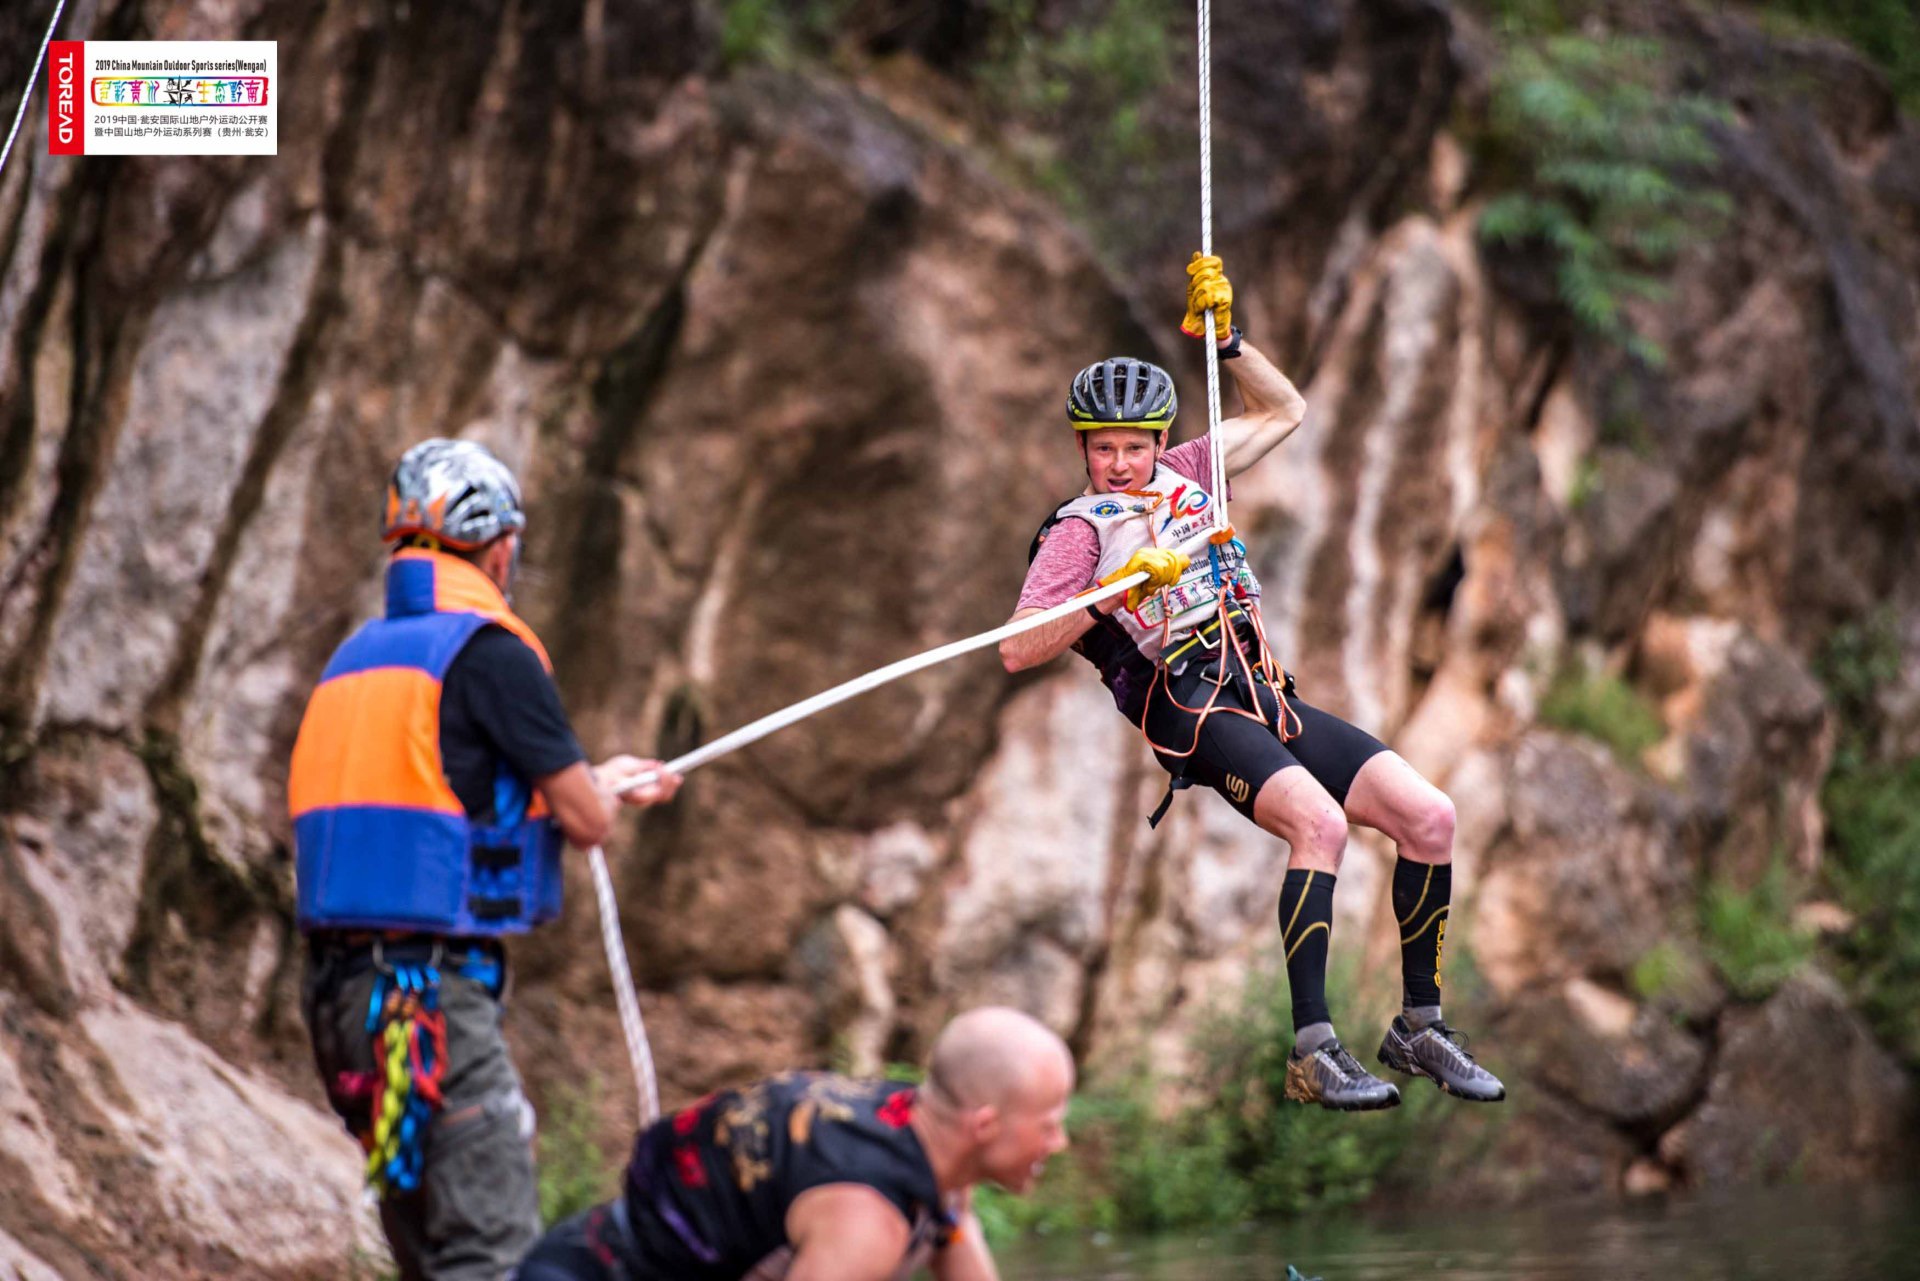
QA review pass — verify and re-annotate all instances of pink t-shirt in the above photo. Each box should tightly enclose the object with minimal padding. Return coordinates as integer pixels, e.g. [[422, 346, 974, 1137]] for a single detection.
[[1016, 437, 1224, 611]]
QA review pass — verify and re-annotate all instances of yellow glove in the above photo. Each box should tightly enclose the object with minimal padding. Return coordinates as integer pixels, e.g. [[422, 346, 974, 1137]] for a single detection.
[[1099, 547, 1190, 611], [1181, 252, 1233, 340]]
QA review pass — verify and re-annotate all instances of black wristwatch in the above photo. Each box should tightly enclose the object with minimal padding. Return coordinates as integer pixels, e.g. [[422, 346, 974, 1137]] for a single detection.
[[1218, 325, 1244, 360]]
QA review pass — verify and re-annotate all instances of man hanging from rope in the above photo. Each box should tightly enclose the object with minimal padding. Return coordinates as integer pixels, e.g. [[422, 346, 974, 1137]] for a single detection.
[[1001, 255, 1504, 1112], [512, 1006, 1073, 1281], [289, 439, 683, 1279]]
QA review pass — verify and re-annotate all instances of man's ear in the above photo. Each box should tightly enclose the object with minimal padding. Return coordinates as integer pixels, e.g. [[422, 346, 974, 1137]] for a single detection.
[[969, 1104, 1002, 1146]]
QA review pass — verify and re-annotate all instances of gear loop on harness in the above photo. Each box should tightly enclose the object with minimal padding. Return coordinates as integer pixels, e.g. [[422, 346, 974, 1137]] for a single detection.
[[359, 954, 452, 1197]]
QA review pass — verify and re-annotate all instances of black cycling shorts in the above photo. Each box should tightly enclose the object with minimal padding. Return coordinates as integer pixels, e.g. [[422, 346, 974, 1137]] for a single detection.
[[1142, 662, 1389, 821]]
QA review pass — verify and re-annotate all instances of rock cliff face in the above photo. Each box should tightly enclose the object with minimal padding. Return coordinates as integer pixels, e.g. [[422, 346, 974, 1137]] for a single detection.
[[2, 0, 1918, 1274]]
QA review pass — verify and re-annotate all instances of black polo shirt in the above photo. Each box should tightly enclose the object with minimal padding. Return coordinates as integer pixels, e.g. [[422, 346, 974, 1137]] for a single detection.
[[439, 625, 587, 822]]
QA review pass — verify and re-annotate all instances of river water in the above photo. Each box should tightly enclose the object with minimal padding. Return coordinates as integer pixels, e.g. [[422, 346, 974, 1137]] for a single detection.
[[997, 1183, 1920, 1280]]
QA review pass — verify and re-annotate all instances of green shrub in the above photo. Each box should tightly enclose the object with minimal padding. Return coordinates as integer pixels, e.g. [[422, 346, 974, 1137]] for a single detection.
[[1629, 939, 1689, 1003], [1823, 755, 1920, 1062], [1538, 663, 1664, 765], [711, 0, 852, 68], [537, 1081, 621, 1227], [977, 955, 1451, 1242], [1813, 611, 1920, 1063], [1190, 961, 1438, 1219], [1754, 0, 1920, 110], [1700, 859, 1815, 1001], [1815, 611, 1902, 769], [1477, 34, 1733, 364], [973, 0, 1187, 256]]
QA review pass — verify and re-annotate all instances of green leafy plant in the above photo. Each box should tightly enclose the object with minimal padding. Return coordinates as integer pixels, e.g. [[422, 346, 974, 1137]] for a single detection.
[[1755, 0, 1920, 110], [973, 0, 1188, 255], [537, 1080, 621, 1227], [1538, 661, 1665, 765], [712, 0, 853, 68], [1629, 939, 1689, 1003], [976, 955, 1452, 1242], [1815, 611, 1903, 769], [1815, 609, 1920, 1062], [1478, 34, 1734, 364], [1823, 754, 1920, 1062], [1700, 858, 1815, 1001]]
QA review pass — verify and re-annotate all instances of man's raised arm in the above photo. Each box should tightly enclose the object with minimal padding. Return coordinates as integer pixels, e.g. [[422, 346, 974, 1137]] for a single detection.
[[1218, 339, 1308, 477]]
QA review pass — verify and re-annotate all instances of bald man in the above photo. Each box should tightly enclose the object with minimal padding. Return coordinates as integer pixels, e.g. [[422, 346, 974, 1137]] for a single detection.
[[513, 1007, 1073, 1281]]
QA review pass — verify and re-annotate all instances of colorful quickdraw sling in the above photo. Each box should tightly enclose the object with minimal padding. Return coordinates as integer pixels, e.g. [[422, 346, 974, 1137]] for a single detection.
[[361, 957, 449, 1197]]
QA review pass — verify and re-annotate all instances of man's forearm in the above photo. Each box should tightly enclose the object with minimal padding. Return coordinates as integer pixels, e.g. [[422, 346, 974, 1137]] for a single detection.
[[999, 601, 1112, 672], [1220, 340, 1308, 476]]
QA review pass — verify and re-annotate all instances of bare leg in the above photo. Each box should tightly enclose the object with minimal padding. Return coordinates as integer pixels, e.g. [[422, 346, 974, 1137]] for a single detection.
[[1252, 763, 1350, 872], [1342, 751, 1456, 865]]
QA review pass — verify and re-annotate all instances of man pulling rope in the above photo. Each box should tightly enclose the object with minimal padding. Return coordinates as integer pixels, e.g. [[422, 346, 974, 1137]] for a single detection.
[[289, 439, 684, 1278]]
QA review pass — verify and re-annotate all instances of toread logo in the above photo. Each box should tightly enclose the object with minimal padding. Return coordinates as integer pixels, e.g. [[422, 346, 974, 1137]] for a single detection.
[[50, 42, 81, 155], [1090, 500, 1123, 518]]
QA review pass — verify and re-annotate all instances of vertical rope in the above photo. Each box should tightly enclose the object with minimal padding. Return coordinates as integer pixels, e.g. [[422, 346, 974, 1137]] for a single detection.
[[1196, 0, 1228, 537], [0, 0, 69, 184], [590, 846, 661, 1126]]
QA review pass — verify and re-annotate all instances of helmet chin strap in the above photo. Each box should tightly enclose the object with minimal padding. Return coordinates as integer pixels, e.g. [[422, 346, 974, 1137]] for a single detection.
[[502, 533, 522, 604]]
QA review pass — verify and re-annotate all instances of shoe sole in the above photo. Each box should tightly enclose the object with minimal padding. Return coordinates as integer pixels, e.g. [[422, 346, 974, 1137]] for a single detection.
[[1377, 1039, 1507, 1103]]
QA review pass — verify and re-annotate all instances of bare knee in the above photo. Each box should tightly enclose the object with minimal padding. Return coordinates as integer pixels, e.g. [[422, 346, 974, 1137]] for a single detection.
[[1253, 770, 1350, 870], [1403, 791, 1456, 864], [1291, 798, 1349, 870]]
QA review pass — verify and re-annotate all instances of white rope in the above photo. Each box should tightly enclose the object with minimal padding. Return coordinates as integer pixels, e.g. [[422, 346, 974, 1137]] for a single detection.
[[588, 566, 1154, 1117], [0, 0, 68, 185], [1196, 0, 1228, 536], [608, 568, 1152, 791], [588, 845, 661, 1125]]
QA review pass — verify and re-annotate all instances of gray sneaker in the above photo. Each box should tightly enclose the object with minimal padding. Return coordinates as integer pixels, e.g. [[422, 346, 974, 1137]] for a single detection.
[[1284, 1039, 1402, 1111], [1377, 1015, 1506, 1102]]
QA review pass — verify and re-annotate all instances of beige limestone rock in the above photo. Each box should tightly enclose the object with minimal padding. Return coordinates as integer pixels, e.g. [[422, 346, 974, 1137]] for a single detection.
[[792, 904, 896, 1075], [0, 1230, 63, 1281], [11, 740, 157, 1002], [1659, 973, 1915, 1185], [76, 1000, 379, 1266], [0, 1001, 95, 1225], [1508, 980, 1709, 1127], [1474, 734, 1685, 997], [37, 222, 322, 733], [855, 822, 942, 920], [933, 678, 1129, 1029]]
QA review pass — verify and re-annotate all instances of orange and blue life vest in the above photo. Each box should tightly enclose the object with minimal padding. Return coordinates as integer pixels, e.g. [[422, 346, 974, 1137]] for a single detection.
[[289, 549, 565, 935]]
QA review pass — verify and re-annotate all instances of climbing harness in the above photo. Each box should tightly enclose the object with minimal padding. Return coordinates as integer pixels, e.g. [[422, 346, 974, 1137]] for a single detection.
[[0, 0, 67, 184], [360, 945, 450, 1197]]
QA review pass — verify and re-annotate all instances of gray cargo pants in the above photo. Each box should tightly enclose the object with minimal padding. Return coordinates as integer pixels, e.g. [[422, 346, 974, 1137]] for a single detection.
[[304, 939, 541, 1281]]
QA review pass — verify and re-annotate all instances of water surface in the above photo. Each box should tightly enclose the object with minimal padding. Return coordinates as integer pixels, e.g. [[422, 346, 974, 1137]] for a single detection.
[[998, 1183, 1920, 1280]]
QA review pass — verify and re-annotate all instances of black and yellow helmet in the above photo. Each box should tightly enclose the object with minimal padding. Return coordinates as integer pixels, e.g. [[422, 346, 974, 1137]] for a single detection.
[[1067, 358, 1178, 430]]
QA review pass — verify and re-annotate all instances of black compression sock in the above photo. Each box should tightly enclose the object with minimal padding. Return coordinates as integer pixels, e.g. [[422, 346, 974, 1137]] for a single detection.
[[1392, 857, 1451, 1011], [1278, 868, 1335, 1032]]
